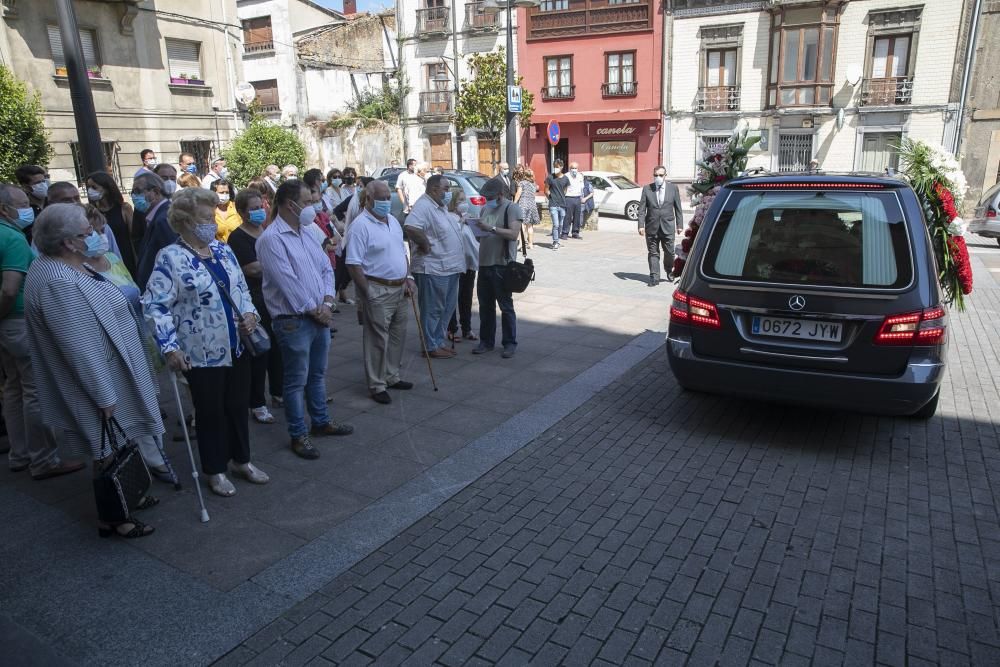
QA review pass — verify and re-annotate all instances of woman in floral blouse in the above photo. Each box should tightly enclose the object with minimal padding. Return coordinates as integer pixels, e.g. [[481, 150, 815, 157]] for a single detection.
[[142, 187, 270, 498]]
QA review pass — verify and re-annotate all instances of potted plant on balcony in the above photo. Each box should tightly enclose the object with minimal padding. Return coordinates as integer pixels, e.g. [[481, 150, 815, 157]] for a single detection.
[[87, 66, 102, 79], [171, 73, 205, 85]]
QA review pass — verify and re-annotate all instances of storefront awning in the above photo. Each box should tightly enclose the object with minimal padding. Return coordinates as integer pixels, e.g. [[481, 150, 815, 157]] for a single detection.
[[529, 109, 662, 125]]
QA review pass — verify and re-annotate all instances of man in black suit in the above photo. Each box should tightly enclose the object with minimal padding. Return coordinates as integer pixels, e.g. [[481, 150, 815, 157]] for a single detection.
[[132, 173, 174, 289], [496, 162, 514, 200], [637, 165, 684, 287]]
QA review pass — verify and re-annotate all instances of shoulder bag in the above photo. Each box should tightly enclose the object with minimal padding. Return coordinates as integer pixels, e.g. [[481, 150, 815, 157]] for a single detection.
[[500, 202, 535, 293], [93, 416, 152, 523], [183, 243, 271, 357]]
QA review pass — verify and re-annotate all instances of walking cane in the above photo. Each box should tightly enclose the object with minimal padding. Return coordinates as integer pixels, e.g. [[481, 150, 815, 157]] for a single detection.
[[169, 372, 210, 523], [408, 289, 439, 392]]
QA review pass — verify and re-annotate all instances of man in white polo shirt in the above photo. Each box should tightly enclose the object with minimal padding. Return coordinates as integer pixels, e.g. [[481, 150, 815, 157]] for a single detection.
[[563, 161, 586, 239], [346, 180, 415, 404], [404, 174, 465, 359], [396, 158, 426, 218]]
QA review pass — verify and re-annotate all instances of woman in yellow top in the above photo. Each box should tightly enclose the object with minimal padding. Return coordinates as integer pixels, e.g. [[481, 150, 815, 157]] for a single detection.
[[210, 179, 242, 241]]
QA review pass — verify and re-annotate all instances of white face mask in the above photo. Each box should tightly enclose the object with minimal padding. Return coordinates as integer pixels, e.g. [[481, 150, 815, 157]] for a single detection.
[[654, 175, 665, 186], [87, 188, 103, 202], [163, 180, 177, 195], [456, 202, 470, 216], [297, 203, 316, 226], [218, 193, 230, 204]]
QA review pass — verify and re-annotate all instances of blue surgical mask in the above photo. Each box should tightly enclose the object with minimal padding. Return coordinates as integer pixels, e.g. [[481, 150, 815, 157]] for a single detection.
[[654, 176, 665, 187], [15, 207, 34, 229], [83, 230, 107, 258], [442, 191, 453, 207], [331, 178, 342, 187], [319, 183, 328, 194], [485, 199, 500, 210], [249, 209, 266, 225], [185, 164, 197, 174], [372, 200, 392, 218], [31, 181, 49, 199], [163, 180, 177, 195], [218, 168, 229, 180], [131, 193, 150, 213]]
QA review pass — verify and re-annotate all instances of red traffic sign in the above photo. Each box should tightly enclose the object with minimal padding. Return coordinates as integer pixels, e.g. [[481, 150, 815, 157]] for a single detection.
[[547, 120, 560, 146]]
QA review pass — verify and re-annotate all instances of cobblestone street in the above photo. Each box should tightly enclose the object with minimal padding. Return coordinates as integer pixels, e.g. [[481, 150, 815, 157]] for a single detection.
[[223, 242, 1000, 665]]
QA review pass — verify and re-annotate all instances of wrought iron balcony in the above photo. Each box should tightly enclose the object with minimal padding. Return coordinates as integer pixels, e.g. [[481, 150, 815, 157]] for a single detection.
[[541, 85, 575, 100], [465, 2, 498, 31], [697, 85, 740, 112], [258, 103, 280, 114], [419, 90, 453, 119], [527, 0, 652, 41], [417, 6, 451, 38], [244, 40, 274, 54], [602, 81, 637, 98], [860, 77, 913, 107]]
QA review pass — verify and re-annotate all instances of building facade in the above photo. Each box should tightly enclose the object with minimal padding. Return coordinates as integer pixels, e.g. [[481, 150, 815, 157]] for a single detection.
[[0, 0, 244, 189], [665, 0, 967, 196], [397, 0, 519, 173], [236, 0, 343, 126], [957, 0, 998, 212], [517, 0, 665, 186]]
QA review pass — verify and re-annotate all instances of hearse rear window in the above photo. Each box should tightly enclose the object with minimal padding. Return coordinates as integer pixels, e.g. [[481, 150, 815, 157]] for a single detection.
[[702, 191, 913, 289]]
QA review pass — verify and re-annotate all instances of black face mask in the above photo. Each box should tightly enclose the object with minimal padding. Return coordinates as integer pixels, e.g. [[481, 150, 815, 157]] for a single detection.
[[343, 176, 356, 185]]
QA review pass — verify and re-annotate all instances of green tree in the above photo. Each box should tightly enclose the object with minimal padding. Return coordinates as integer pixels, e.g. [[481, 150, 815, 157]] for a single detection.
[[454, 49, 534, 169], [222, 112, 306, 188], [0, 66, 53, 182]]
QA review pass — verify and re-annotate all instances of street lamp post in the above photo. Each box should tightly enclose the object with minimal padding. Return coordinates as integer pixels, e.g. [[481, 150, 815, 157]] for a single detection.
[[482, 0, 539, 171]]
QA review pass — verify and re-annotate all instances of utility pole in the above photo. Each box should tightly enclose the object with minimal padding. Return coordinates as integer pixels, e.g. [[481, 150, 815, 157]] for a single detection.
[[504, 0, 516, 169], [54, 0, 105, 175]]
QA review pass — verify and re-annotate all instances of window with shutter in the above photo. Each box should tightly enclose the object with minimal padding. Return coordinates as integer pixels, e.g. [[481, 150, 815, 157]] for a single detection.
[[166, 39, 202, 80], [251, 79, 279, 112], [47, 25, 100, 73]]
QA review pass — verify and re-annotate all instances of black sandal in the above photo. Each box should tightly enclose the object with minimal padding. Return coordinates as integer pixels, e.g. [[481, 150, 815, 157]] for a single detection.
[[135, 495, 159, 511], [98, 517, 155, 539]]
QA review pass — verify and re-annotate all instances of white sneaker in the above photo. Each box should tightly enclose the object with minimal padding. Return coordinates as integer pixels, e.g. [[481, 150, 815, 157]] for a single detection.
[[208, 473, 236, 496], [252, 406, 276, 423], [230, 462, 270, 484]]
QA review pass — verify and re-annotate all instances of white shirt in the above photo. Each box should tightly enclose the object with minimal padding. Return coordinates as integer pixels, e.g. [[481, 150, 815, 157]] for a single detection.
[[201, 172, 221, 189], [322, 187, 345, 213], [565, 172, 585, 197], [345, 210, 408, 281], [404, 195, 465, 276], [397, 171, 426, 208]]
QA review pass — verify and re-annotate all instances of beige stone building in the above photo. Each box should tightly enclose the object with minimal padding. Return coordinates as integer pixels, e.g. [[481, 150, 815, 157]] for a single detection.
[[664, 0, 968, 193], [957, 0, 999, 211], [0, 0, 244, 190]]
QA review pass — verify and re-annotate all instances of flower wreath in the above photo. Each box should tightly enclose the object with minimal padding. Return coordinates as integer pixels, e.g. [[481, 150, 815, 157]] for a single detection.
[[897, 139, 972, 310]]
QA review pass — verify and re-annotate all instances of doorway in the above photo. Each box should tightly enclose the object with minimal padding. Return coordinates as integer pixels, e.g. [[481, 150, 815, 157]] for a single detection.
[[546, 138, 569, 171], [478, 136, 500, 175]]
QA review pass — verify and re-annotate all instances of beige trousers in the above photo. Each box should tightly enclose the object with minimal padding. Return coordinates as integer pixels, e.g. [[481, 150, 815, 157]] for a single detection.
[[361, 282, 408, 393]]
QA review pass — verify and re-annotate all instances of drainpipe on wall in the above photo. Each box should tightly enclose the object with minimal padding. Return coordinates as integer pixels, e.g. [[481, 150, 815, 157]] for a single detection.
[[220, 0, 238, 138], [397, 0, 408, 160], [662, 1, 673, 176], [451, 0, 463, 170], [954, 0, 983, 155]]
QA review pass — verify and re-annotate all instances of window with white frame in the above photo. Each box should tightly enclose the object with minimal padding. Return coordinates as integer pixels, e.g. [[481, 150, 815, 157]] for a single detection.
[[166, 39, 202, 82]]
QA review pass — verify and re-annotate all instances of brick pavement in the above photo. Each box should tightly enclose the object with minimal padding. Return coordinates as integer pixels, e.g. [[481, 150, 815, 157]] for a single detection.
[[226, 252, 1000, 665]]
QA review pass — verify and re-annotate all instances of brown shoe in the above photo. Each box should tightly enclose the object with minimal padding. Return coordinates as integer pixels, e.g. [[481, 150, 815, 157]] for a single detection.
[[291, 435, 320, 460], [310, 422, 354, 437], [32, 460, 86, 481], [426, 348, 455, 359]]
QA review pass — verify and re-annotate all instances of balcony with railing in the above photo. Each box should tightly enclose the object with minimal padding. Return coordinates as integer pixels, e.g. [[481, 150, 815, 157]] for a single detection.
[[465, 2, 499, 31], [417, 6, 451, 39], [697, 85, 740, 112], [244, 40, 274, 55], [419, 90, 453, 119], [601, 81, 637, 98], [860, 77, 913, 107], [527, 0, 652, 41], [541, 85, 575, 101]]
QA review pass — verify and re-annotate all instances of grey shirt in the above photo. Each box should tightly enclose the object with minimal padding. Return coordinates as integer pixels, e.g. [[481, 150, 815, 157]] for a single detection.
[[478, 201, 523, 268]]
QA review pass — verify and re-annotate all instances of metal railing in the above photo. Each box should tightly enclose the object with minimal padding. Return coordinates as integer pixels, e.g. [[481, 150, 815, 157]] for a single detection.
[[541, 85, 575, 100], [602, 81, 637, 97], [258, 103, 280, 113], [860, 77, 913, 106], [419, 90, 453, 117], [697, 85, 740, 112], [244, 40, 274, 54], [417, 6, 450, 36], [465, 2, 498, 31]]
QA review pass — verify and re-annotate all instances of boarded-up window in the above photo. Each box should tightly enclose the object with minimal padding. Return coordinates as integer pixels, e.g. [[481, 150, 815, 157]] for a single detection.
[[242, 16, 273, 44], [252, 79, 279, 112], [47, 25, 99, 71], [166, 39, 202, 80]]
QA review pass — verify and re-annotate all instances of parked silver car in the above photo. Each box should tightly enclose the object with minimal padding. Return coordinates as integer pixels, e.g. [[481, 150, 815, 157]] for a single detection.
[[968, 181, 1000, 245], [377, 170, 490, 220]]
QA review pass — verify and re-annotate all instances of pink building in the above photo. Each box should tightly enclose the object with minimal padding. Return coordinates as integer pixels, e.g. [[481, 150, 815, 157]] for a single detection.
[[517, 0, 663, 185]]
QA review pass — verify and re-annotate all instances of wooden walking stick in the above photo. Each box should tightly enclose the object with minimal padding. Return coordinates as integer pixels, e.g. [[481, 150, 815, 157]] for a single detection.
[[408, 289, 439, 391]]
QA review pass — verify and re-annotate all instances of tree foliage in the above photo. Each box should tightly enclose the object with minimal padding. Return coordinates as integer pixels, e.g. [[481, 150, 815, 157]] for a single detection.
[[454, 49, 534, 141], [222, 112, 306, 188], [328, 72, 410, 130], [0, 66, 52, 183]]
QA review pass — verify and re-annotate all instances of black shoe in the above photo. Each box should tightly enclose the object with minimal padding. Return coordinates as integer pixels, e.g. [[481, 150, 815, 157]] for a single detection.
[[648, 276, 659, 287], [571, 234, 582, 239], [501, 345, 517, 359], [310, 422, 354, 437], [472, 344, 494, 355], [291, 435, 320, 459], [371, 391, 392, 404], [387, 380, 414, 390]]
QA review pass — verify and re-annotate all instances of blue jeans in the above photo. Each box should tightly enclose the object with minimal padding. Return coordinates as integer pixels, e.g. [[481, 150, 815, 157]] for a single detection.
[[414, 272, 459, 352], [272, 317, 331, 438], [549, 206, 565, 243], [477, 265, 516, 349]]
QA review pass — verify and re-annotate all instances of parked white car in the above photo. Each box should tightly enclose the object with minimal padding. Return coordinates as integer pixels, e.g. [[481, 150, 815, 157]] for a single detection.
[[583, 171, 643, 221]]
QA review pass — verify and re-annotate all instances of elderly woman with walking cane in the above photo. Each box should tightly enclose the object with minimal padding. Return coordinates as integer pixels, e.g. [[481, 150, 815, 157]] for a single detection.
[[24, 203, 164, 539]]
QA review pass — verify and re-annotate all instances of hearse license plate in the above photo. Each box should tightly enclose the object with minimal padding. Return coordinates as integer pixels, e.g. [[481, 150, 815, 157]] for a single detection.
[[751, 316, 842, 342]]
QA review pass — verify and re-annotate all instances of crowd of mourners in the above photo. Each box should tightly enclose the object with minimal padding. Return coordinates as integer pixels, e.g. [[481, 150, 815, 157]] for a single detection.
[[0, 150, 525, 540]]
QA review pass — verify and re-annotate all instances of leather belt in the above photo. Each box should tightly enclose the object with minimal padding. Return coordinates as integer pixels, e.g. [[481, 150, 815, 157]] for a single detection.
[[273, 314, 306, 321], [366, 276, 406, 287]]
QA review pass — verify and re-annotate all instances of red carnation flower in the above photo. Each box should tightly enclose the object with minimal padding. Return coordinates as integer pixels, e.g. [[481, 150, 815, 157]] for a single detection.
[[672, 258, 684, 275], [948, 235, 974, 295], [935, 182, 958, 222]]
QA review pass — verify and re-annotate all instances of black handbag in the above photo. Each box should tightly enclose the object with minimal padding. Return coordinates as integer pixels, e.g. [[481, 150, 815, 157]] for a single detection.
[[501, 203, 535, 294], [93, 416, 152, 523], [193, 245, 272, 357]]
